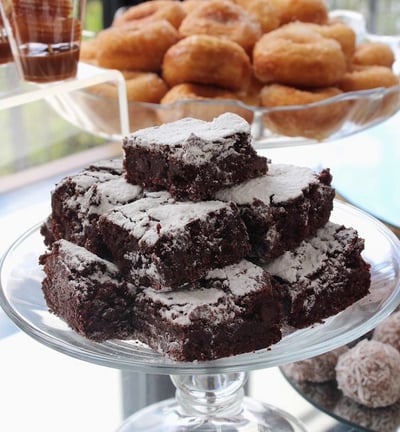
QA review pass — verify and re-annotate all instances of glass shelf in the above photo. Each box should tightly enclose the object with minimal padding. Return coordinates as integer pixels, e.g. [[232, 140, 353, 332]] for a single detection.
[[0, 61, 130, 137]]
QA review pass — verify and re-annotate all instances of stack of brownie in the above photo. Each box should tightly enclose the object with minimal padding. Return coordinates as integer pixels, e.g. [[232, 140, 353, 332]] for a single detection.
[[40, 113, 371, 362]]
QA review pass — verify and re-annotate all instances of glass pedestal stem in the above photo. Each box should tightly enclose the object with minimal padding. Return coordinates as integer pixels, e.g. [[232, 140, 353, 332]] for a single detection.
[[171, 372, 246, 418], [117, 372, 308, 432]]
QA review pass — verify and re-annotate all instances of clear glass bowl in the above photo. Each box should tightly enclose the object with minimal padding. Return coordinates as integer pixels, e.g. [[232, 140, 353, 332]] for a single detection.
[[45, 9, 400, 149], [46, 81, 399, 149]]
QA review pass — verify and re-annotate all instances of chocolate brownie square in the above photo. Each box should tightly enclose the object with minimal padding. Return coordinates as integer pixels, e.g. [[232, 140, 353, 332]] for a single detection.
[[215, 163, 335, 262], [134, 260, 284, 361], [40, 239, 137, 341], [264, 222, 371, 329], [123, 113, 267, 201], [99, 195, 251, 290], [46, 159, 142, 256]]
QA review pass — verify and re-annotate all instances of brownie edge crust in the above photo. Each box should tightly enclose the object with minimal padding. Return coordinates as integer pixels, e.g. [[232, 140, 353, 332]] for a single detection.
[[40, 240, 137, 342], [265, 222, 371, 329]]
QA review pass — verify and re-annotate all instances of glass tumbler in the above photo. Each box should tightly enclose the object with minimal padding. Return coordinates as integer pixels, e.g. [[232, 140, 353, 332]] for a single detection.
[[0, 0, 86, 82]]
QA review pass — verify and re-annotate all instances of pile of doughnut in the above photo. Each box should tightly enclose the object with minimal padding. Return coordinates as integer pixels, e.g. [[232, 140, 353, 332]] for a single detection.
[[282, 310, 400, 410], [79, 0, 400, 139]]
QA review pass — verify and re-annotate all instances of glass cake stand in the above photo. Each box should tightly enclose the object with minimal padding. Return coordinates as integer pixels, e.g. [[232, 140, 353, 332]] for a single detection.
[[1, 200, 400, 431]]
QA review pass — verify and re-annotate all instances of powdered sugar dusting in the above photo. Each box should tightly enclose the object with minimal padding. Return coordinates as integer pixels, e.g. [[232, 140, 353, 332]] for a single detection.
[[106, 198, 230, 246], [57, 239, 119, 280], [89, 159, 123, 173], [65, 169, 116, 192], [141, 286, 230, 325], [128, 113, 249, 146], [215, 164, 318, 205], [59, 159, 129, 214], [83, 178, 142, 216], [206, 260, 269, 296], [125, 113, 251, 165], [264, 222, 350, 283], [139, 259, 267, 325]]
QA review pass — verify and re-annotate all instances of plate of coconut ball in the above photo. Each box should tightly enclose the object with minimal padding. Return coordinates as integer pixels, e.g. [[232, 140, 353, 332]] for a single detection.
[[281, 310, 400, 432]]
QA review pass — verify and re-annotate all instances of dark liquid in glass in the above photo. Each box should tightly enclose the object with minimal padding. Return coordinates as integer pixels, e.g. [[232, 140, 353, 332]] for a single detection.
[[0, 32, 12, 64], [19, 42, 80, 83]]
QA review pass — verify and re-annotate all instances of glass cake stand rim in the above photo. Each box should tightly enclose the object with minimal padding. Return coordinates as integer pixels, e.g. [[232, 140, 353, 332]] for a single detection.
[[1, 200, 400, 375]]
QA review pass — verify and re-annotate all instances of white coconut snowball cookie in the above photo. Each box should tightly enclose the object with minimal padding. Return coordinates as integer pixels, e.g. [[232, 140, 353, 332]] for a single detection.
[[372, 311, 400, 352], [281, 346, 348, 383], [336, 339, 400, 408]]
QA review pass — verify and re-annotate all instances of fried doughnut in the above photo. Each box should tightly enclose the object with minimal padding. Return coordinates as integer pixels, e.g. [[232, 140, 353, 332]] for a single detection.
[[253, 24, 347, 87], [162, 35, 251, 91], [260, 84, 349, 139], [287, 21, 356, 64], [315, 21, 356, 63], [233, 0, 280, 33], [339, 65, 399, 92], [79, 38, 99, 64], [112, 0, 185, 29], [180, 0, 211, 15], [158, 82, 253, 123], [179, 0, 261, 53], [353, 41, 395, 68], [96, 20, 179, 72], [268, 0, 328, 25], [339, 65, 400, 124], [90, 71, 169, 103]]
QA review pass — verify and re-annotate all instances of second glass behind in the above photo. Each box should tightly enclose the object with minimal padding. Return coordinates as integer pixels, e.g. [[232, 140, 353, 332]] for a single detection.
[[0, 0, 86, 83]]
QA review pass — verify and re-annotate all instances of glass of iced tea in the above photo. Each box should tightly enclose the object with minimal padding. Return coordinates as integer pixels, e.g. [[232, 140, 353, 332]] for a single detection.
[[0, 0, 86, 83]]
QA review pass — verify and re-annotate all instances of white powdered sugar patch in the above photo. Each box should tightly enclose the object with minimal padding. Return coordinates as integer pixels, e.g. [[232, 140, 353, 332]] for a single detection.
[[264, 222, 346, 284], [206, 259, 268, 296], [57, 239, 119, 280], [139, 259, 267, 325], [107, 198, 230, 246], [336, 339, 400, 408], [83, 178, 142, 216], [61, 164, 122, 212], [58, 159, 142, 218], [215, 163, 318, 205], [124, 250, 160, 282], [68, 169, 117, 192], [89, 159, 123, 172], [141, 287, 230, 325], [126, 113, 251, 165]]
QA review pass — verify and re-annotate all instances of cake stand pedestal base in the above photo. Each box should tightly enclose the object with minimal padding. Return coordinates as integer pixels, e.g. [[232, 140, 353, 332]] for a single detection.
[[117, 373, 308, 432]]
